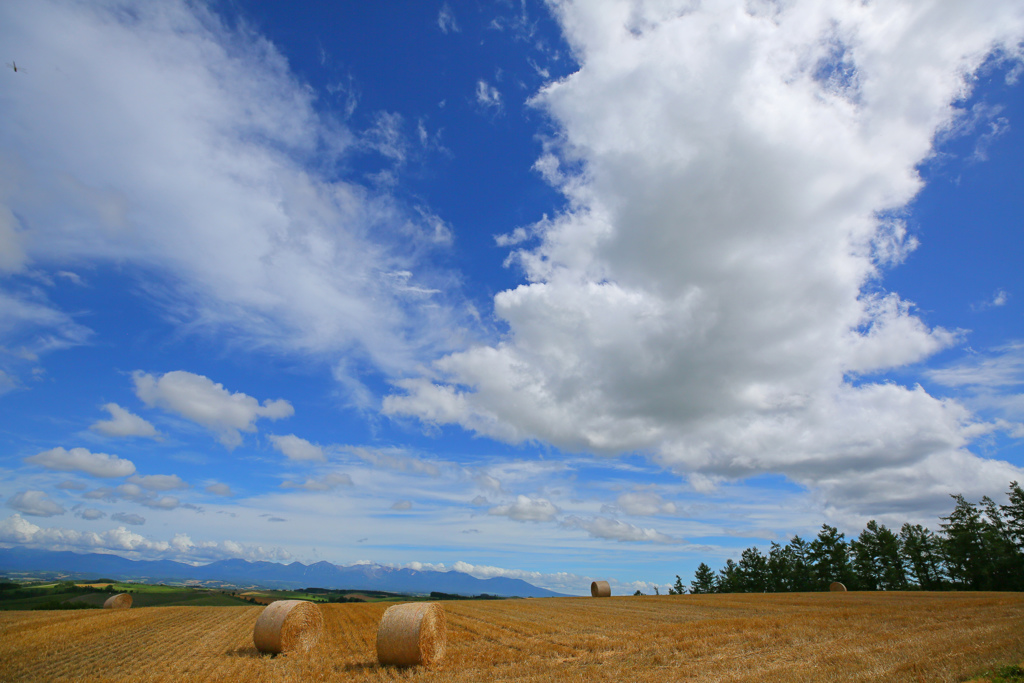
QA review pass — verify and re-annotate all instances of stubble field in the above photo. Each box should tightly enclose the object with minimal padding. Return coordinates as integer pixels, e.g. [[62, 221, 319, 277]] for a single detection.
[[1, 592, 1022, 682]]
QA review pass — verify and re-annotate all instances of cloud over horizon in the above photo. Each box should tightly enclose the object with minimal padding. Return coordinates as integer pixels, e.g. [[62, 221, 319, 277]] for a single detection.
[[0, 514, 291, 563]]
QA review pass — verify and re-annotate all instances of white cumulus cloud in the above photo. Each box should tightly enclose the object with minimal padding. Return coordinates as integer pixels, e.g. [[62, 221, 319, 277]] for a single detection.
[[25, 447, 135, 478], [561, 515, 680, 544], [127, 474, 188, 491], [488, 495, 560, 522], [139, 496, 181, 510], [82, 483, 190, 511], [134, 370, 292, 448], [7, 491, 66, 517], [612, 491, 678, 517], [269, 434, 325, 462], [205, 482, 233, 496], [90, 403, 160, 439], [385, 0, 1024, 519], [111, 512, 145, 525]]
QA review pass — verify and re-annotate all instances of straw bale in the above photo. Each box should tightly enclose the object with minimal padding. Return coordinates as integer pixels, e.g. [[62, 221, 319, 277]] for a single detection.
[[376, 602, 446, 667], [829, 582, 847, 592], [252, 600, 324, 654], [102, 593, 132, 609], [591, 580, 611, 597]]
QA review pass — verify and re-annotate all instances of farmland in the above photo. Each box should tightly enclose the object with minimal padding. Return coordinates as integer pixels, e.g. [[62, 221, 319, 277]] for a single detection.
[[1, 592, 1023, 681], [0, 581, 254, 610]]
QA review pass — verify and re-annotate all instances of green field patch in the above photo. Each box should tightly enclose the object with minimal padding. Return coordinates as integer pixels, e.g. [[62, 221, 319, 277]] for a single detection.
[[0, 580, 253, 610], [109, 583, 188, 594], [165, 594, 253, 607], [66, 594, 109, 607], [119, 589, 250, 607], [0, 591, 93, 610]]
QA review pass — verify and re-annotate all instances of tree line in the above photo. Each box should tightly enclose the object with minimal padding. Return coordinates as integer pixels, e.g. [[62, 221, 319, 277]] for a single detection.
[[670, 481, 1024, 594]]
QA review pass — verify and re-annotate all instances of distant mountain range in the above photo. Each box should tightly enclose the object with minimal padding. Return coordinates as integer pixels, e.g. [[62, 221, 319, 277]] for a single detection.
[[0, 546, 568, 597]]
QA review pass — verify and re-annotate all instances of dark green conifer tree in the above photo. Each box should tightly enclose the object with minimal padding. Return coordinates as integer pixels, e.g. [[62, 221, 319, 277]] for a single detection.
[[1001, 481, 1024, 552], [767, 542, 789, 592], [852, 520, 906, 591], [784, 535, 815, 592], [810, 524, 855, 590], [980, 495, 1022, 591], [690, 562, 717, 594], [899, 523, 945, 590], [940, 495, 990, 590], [737, 547, 769, 593], [717, 559, 741, 593]]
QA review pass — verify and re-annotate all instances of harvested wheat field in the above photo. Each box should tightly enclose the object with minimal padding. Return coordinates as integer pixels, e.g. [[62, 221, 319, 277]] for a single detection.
[[1, 592, 1023, 682]]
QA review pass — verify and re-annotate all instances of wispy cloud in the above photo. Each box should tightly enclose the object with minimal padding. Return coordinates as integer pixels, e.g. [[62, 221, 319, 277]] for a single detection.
[[437, 3, 459, 34], [280, 472, 353, 491], [0, 0, 470, 400], [927, 344, 1024, 427], [928, 344, 1024, 389], [973, 289, 1010, 311], [347, 446, 441, 477], [0, 288, 92, 386], [475, 80, 502, 110]]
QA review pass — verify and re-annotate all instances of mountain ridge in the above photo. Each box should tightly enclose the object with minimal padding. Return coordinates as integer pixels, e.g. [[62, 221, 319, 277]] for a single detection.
[[0, 546, 569, 597]]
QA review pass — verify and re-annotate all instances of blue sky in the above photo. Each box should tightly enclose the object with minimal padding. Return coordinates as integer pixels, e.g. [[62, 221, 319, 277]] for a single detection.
[[1, 0, 1022, 595]]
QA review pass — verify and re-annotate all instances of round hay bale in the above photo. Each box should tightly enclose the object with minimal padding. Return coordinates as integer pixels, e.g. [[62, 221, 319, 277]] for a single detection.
[[253, 600, 324, 654], [591, 580, 611, 597], [376, 602, 446, 667], [103, 593, 132, 610], [829, 582, 847, 592]]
